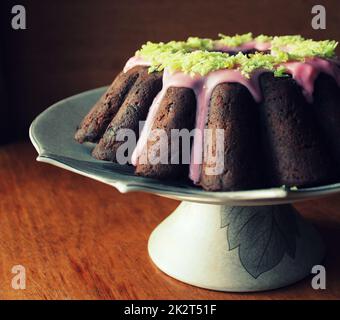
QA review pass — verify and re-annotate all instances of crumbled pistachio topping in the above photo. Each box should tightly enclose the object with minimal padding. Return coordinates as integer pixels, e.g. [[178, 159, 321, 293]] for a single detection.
[[135, 34, 338, 77]]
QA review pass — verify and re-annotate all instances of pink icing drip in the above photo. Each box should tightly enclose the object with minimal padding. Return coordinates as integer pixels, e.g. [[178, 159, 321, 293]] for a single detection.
[[283, 57, 340, 103], [130, 66, 266, 183], [124, 54, 340, 184], [214, 40, 271, 52], [188, 69, 265, 183], [131, 70, 199, 166], [254, 41, 272, 51], [124, 56, 151, 72]]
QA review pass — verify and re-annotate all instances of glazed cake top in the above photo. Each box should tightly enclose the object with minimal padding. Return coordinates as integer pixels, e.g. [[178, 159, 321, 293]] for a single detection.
[[128, 34, 340, 184], [134, 33, 338, 77]]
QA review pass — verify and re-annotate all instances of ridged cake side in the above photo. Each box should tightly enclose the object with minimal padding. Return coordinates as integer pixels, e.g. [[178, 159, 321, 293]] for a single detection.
[[75, 34, 340, 191], [75, 66, 142, 143], [135, 87, 196, 179], [259, 72, 338, 187], [200, 83, 263, 191], [92, 67, 162, 162]]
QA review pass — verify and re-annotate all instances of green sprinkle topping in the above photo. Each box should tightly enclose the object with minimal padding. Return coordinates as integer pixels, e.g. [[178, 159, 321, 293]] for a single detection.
[[284, 39, 339, 59], [166, 51, 236, 76], [217, 32, 253, 47], [239, 52, 284, 78], [271, 35, 306, 47], [135, 34, 338, 77], [186, 37, 214, 50], [141, 50, 237, 76], [255, 34, 273, 43], [274, 65, 289, 77]]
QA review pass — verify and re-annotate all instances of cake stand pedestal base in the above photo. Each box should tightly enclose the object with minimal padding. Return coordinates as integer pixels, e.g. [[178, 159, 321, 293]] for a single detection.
[[148, 201, 325, 292]]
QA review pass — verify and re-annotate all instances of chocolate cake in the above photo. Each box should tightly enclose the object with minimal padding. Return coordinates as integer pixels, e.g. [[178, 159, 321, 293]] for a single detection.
[[200, 83, 263, 191], [135, 86, 196, 179], [312, 73, 340, 165], [75, 33, 340, 191], [75, 66, 142, 143], [92, 67, 162, 162], [259, 72, 337, 187]]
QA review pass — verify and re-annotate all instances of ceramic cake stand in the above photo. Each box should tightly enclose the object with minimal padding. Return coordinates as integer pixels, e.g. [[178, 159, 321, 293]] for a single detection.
[[30, 87, 340, 292]]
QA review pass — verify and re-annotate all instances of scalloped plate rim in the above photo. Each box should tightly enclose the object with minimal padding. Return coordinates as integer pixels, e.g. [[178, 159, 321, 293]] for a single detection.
[[29, 86, 340, 205]]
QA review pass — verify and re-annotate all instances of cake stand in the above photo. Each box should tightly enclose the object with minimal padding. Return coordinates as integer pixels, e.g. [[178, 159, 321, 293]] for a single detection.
[[29, 87, 340, 292]]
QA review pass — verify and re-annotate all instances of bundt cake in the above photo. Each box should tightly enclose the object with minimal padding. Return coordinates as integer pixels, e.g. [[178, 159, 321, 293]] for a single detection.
[[75, 33, 340, 191]]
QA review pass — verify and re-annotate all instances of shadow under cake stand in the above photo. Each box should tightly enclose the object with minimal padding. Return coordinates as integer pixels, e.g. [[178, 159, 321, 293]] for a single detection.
[[29, 87, 340, 292]]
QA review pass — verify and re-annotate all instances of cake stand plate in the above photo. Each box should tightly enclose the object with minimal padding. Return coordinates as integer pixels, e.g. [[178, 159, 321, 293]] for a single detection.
[[30, 87, 340, 292]]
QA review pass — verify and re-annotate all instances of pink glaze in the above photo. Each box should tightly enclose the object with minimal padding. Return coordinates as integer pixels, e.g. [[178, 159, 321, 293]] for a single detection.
[[188, 68, 265, 183], [130, 70, 200, 167], [284, 57, 340, 102], [123, 56, 151, 72], [214, 40, 271, 52], [124, 54, 340, 185], [130, 66, 266, 183]]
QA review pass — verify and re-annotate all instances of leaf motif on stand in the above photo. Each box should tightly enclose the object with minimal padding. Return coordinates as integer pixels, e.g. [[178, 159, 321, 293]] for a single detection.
[[221, 205, 299, 279]]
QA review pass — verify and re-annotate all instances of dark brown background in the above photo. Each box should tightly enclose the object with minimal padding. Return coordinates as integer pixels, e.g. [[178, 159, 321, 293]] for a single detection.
[[1, 0, 340, 143]]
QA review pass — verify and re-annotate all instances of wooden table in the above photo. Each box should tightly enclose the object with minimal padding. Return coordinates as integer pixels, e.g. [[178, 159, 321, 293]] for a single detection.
[[0, 141, 339, 300]]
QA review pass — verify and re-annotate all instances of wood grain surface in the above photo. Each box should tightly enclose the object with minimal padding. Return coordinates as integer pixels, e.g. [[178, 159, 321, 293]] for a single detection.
[[0, 142, 339, 300]]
